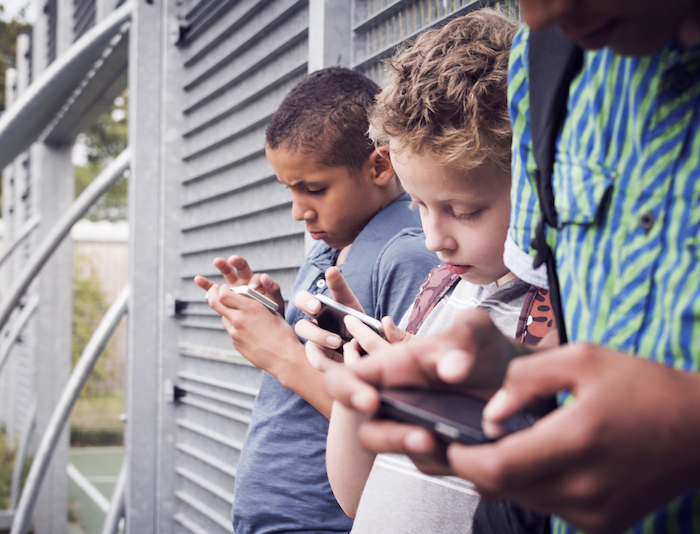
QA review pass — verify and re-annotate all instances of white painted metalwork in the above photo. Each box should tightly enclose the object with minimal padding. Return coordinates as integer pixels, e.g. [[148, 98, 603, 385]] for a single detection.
[[0, 148, 129, 333], [100, 458, 127, 534], [0, 215, 40, 269], [67, 464, 111, 513], [11, 285, 129, 534], [0, 1, 133, 170], [0, 294, 39, 375]]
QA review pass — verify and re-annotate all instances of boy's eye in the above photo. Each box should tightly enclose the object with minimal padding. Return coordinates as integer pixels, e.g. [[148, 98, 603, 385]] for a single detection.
[[408, 200, 426, 210], [453, 208, 482, 221], [307, 188, 326, 196]]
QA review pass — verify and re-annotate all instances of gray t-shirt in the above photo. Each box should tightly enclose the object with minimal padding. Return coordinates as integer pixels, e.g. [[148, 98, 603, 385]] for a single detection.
[[350, 277, 530, 534]]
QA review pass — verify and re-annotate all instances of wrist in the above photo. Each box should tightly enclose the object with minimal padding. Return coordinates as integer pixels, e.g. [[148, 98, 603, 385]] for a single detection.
[[270, 341, 306, 389]]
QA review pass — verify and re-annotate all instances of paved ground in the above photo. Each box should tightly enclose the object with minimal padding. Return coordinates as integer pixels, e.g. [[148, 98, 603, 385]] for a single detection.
[[68, 446, 124, 534]]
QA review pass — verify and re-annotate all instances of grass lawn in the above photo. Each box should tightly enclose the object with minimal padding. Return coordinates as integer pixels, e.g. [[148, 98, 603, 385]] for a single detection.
[[70, 393, 125, 447]]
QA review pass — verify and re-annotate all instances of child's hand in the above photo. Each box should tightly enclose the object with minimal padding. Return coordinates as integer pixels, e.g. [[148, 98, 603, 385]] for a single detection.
[[194, 254, 285, 315], [294, 266, 368, 367]]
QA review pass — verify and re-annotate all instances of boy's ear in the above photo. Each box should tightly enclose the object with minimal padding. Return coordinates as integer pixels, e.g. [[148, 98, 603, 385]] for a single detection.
[[368, 148, 396, 186]]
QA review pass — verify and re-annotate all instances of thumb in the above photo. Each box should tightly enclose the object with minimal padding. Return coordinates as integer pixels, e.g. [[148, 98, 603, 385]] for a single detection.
[[382, 316, 410, 344], [325, 267, 364, 312], [483, 347, 585, 423]]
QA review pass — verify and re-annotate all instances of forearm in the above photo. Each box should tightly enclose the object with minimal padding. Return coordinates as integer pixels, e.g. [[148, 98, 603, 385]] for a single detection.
[[326, 401, 377, 518], [272, 342, 334, 418]]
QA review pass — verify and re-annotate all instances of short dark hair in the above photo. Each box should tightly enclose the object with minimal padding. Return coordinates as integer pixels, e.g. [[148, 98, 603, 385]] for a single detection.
[[265, 67, 380, 172]]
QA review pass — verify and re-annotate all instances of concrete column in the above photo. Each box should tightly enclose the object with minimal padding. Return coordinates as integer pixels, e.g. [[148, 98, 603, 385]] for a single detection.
[[31, 143, 73, 534], [28, 1, 75, 529], [308, 0, 352, 71], [305, 0, 352, 255], [125, 0, 165, 531]]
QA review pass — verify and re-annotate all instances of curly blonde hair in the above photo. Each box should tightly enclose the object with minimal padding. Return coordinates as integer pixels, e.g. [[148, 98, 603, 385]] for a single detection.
[[369, 9, 518, 172]]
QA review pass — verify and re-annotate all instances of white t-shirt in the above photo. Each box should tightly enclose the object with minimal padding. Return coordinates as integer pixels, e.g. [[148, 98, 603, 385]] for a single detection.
[[350, 277, 530, 534]]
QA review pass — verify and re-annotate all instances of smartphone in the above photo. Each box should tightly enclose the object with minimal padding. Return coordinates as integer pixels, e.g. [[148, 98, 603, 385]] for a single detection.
[[231, 285, 279, 312], [376, 388, 535, 445], [314, 294, 385, 354]]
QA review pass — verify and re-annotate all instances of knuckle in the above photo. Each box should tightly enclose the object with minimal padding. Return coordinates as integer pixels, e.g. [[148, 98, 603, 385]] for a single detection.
[[476, 453, 514, 491], [569, 342, 598, 366]]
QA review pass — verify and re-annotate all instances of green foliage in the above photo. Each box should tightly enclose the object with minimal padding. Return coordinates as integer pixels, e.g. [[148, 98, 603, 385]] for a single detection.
[[72, 249, 114, 395], [75, 92, 129, 220], [0, 428, 31, 511], [0, 429, 13, 509], [0, 11, 31, 112], [70, 393, 125, 446]]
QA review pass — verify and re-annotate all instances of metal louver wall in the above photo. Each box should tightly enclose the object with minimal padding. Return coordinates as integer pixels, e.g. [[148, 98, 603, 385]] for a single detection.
[[163, 0, 310, 532], [352, 0, 512, 82], [46, 0, 58, 64], [73, 0, 97, 41], [0, 35, 36, 444]]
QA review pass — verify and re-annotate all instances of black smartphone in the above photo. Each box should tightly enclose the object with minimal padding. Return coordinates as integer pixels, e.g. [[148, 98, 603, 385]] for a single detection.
[[376, 388, 535, 445], [314, 294, 385, 354]]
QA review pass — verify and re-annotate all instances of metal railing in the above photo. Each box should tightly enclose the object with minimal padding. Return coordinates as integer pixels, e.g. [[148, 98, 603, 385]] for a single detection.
[[10, 285, 129, 534], [0, 4, 134, 530], [0, 148, 130, 334], [0, 1, 133, 170]]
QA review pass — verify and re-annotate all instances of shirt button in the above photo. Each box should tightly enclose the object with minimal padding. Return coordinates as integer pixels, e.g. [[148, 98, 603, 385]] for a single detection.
[[640, 212, 655, 233], [316, 279, 326, 289], [673, 71, 692, 92]]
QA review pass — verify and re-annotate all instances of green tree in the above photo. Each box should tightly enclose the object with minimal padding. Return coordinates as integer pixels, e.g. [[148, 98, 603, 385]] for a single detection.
[[75, 92, 129, 220], [72, 249, 114, 394], [0, 4, 31, 112]]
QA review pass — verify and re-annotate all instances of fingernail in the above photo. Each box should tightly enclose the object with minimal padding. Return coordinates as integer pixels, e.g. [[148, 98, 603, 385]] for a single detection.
[[437, 349, 470, 381], [327, 335, 342, 348], [482, 419, 505, 440], [405, 429, 430, 453], [307, 299, 320, 313], [351, 389, 375, 412], [483, 389, 508, 420]]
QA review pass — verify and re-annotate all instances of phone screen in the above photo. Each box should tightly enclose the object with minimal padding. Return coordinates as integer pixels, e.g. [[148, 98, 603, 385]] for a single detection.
[[314, 294, 384, 354], [377, 388, 535, 445]]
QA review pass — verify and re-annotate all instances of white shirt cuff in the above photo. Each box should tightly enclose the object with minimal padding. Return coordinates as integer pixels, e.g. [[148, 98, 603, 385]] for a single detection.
[[504, 235, 549, 288]]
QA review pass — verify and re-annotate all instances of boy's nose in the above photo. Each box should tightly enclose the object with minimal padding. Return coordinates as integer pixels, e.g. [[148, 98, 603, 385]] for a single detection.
[[292, 201, 315, 222], [423, 217, 456, 253], [518, 0, 575, 31]]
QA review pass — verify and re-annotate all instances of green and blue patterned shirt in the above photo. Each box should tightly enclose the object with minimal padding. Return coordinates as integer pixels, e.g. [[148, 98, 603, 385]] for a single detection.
[[506, 26, 700, 534]]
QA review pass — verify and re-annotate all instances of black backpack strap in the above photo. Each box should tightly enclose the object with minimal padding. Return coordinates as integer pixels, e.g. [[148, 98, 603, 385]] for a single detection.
[[528, 28, 583, 346]]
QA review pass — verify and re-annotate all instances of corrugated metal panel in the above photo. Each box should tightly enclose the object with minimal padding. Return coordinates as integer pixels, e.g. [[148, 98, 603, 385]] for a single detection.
[[351, 0, 512, 83], [0, 35, 36, 443], [165, 0, 310, 531], [0, 170, 37, 442], [73, 0, 97, 41], [46, 0, 58, 65]]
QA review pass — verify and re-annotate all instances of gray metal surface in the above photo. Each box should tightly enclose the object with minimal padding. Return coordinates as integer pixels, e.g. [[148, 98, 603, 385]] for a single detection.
[[10, 285, 129, 534], [0, 294, 38, 375], [74, 0, 98, 41], [145, 0, 312, 532], [0, 33, 36, 450], [0, 215, 40, 269], [351, 0, 505, 82]]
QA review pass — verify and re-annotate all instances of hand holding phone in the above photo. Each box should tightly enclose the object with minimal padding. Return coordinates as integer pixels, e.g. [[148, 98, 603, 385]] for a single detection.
[[376, 388, 535, 445], [314, 294, 385, 354], [231, 285, 279, 312]]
